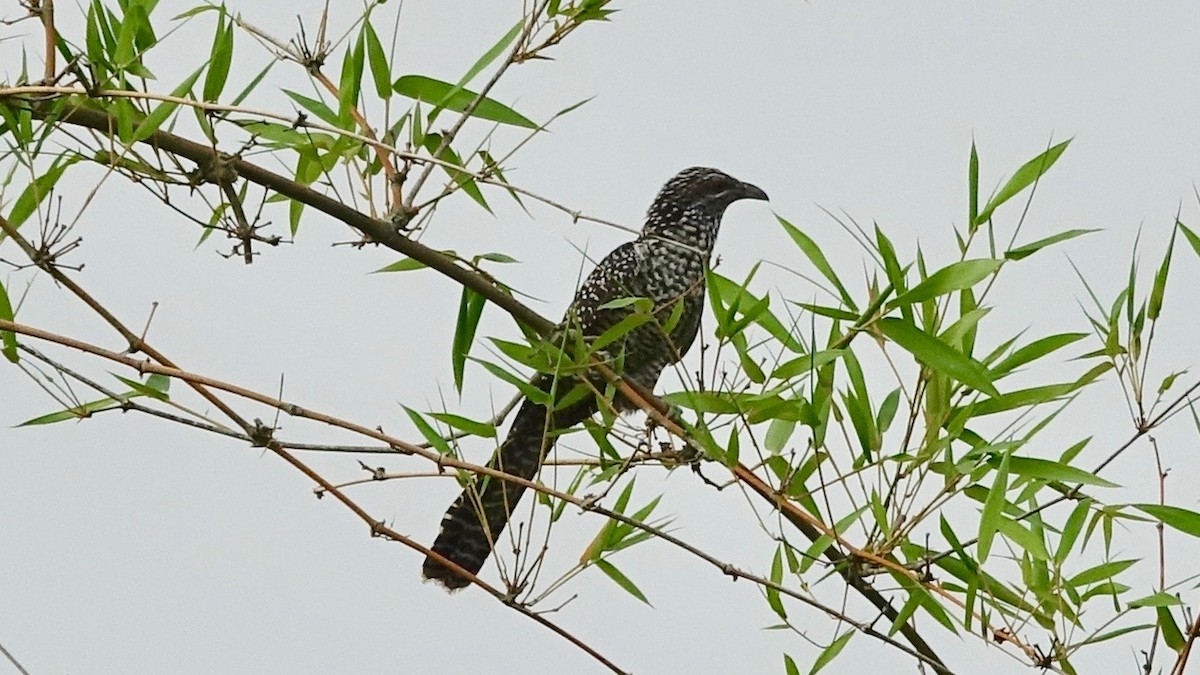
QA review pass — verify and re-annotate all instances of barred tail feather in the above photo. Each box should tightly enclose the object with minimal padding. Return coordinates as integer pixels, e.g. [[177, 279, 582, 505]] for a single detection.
[[422, 393, 596, 590]]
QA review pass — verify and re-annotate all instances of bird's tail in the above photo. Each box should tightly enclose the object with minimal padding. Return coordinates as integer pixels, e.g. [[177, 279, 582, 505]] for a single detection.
[[422, 388, 597, 590]]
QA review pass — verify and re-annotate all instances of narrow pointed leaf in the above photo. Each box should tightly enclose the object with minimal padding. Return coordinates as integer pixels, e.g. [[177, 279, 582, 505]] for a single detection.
[[1006, 229, 1099, 261], [890, 259, 1001, 307], [394, 75, 536, 129], [777, 216, 855, 310], [974, 139, 1070, 225], [879, 318, 999, 397]]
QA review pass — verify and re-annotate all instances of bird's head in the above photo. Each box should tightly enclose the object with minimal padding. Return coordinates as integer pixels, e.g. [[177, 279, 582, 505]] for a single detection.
[[642, 167, 768, 250]]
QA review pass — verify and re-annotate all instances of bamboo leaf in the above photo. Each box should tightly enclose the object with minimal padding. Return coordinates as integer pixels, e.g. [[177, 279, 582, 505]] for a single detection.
[[1055, 500, 1091, 565], [363, 21, 392, 99], [1135, 504, 1200, 539], [809, 632, 853, 675], [777, 216, 856, 310], [428, 412, 496, 438], [393, 74, 536, 129], [1069, 559, 1137, 586], [6, 155, 81, 231], [890, 259, 1001, 307], [1008, 456, 1117, 488], [1128, 592, 1181, 608], [422, 133, 490, 211], [1006, 229, 1099, 261], [770, 350, 844, 381], [977, 451, 1010, 562], [451, 286, 486, 393], [1149, 224, 1177, 320], [202, 12, 233, 102], [402, 406, 452, 456], [879, 317, 999, 397], [0, 279, 17, 363], [974, 139, 1071, 225], [135, 65, 205, 141], [968, 141, 979, 225], [283, 89, 342, 127], [990, 332, 1088, 378], [1159, 607, 1186, 651], [594, 559, 651, 606]]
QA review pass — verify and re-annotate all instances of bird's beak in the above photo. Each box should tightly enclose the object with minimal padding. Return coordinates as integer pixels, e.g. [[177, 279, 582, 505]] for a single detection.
[[738, 181, 769, 202]]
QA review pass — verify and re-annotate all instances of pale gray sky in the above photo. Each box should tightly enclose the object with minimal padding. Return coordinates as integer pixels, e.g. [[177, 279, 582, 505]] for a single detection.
[[3, 2, 1200, 674]]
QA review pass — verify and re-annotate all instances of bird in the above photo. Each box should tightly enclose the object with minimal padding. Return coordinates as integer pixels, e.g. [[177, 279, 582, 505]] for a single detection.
[[422, 167, 768, 590]]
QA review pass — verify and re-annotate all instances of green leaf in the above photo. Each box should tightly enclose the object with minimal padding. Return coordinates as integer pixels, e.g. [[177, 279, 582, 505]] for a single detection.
[[968, 141, 979, 225], [1135, 504, 1200, 539], [1055, 500, 1091, 565], [1069, 559, 1137, 586], [113, 2, 146, 66], [337, 32, 366, 125], [1006, 229, 1099, 261], [393, 74, 536, 129], [766, 546, 787, 619], [363, 21, 392, 100], [770, 350, 844, 381], [1149, 224, 1177, 320], [19, 397, 121, 426], [777, 216, 855, 310], [784, 654, 800, 675], [990, 332, 1088, 378], [590, 312, 651, 353], [230, 59, 276, 107], [1159, 607, 1185, 651], [707, 270, 803, 352], [792, 302, 857, 321], [1007, 456, 1117, 488], [1078, 623, 1154, 647], [202, 12, 233, 102], [594, 559, 651, 605], [475, 252, 519, 264], [876, 388, 900, 432], [6, 155, 81, 231], [1179, 222, 1200, 260], [473, 358, 550, 405], [422, 133, 490, 211], [0, 279, 17, 363], [428, 412, 496, 438], [372, 257, 431, 273], [135, 65, 205, 141], [889, 259, 1001, 307], [764, 418, 796, 453], [995, 517, 1049, 560], [451, 286, 486, 393], [283, 90, 342, 128], [1128, 592, 1181, 608], [809, 632, 853, 675], [430, 20, 523, 122], [172, 5, 221, 20], [402, 406, 452, 456], [964, 382, 1076, 416], [974, 139, 1071, 225], [879, 318, 999, 397], [111, 373, 171, 402], [977, 451, 1009, 562]]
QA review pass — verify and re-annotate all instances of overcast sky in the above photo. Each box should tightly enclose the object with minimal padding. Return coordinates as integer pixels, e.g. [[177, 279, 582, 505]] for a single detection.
[[3, 2, 1200, 674]]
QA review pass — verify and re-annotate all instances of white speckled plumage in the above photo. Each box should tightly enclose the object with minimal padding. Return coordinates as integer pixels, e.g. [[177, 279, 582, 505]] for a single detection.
[[423, 167, 767, 589]]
